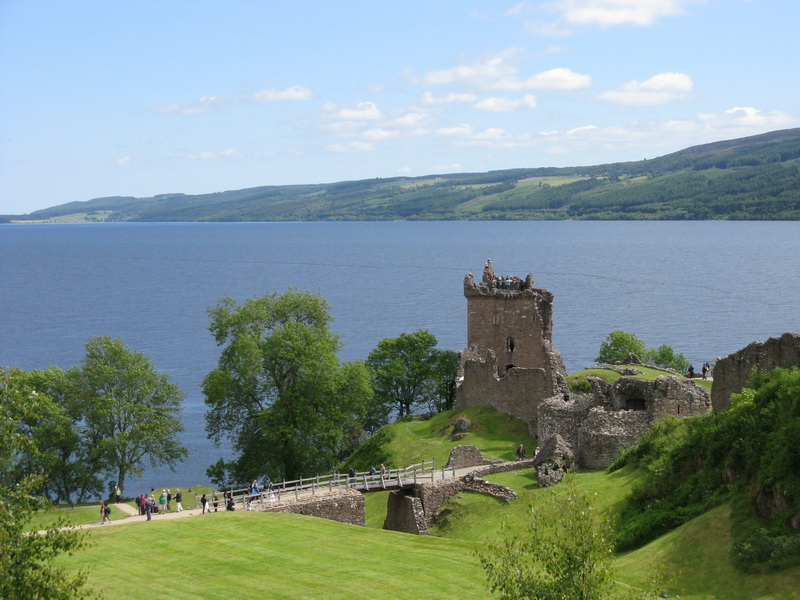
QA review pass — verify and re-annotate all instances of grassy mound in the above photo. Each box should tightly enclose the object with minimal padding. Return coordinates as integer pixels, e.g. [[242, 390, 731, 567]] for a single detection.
[[346, 405, 535, 471], [568, 364, 712, 394]]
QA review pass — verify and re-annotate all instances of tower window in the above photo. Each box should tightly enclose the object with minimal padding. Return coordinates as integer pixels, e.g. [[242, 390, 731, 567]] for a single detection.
[[493, 311, 503, 325], [507, 337, 515, 352]]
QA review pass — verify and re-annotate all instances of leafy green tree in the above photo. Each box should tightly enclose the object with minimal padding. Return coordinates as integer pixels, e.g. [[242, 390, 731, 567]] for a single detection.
[[477, 474, 658, 600], [367, 330, 455, 419], [0, 367, 94, 600], [430, 349, 459, 413], [16, 367, 102, 504], [74, 336, 187, 495], [596, 330, 690, 372], [595, 330, 648, 364], [645, 344, 690, 373], [203, 290, 372, 482]]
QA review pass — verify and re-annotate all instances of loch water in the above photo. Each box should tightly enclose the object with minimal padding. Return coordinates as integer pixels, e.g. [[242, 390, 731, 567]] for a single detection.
[[1, 220, 798, 491]]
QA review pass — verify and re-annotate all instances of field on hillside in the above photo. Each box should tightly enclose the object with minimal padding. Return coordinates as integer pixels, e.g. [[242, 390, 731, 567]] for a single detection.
[[60, 512, 486, 600], [55, 405, 800, 599]]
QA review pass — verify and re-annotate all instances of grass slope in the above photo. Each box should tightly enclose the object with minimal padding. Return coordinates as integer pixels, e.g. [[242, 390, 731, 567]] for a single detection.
[[53, 402, 799, 599], [61, 512, 486, 600]]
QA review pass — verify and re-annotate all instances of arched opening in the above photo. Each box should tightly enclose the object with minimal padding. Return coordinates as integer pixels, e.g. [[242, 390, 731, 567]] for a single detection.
[[506, 337, 515, 352]]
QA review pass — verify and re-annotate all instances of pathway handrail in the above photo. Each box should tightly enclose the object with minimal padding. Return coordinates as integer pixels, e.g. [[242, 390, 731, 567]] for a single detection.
[[209, 459, 444, 506]]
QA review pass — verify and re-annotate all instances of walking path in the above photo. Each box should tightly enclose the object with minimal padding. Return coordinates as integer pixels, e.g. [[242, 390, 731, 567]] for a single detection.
[[40, 459, 529, 534]]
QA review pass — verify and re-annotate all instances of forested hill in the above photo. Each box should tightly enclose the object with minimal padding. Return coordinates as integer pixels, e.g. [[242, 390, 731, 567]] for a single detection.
[[9, 128, 800, 223]]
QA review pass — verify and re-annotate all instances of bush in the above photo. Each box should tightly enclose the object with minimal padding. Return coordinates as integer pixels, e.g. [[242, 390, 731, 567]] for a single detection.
[[732, 528, 800, 573]]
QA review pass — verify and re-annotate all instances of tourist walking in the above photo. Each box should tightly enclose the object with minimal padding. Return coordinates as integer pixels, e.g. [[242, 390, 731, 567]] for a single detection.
[[175, 488, 183, 512], [100, 501, 110, 524]]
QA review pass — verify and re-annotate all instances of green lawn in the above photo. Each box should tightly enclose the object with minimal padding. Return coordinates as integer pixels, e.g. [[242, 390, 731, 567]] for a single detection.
[[384, 406, 535, 468], [26, 503, 130, 531], [49, 403, 800, 600], [61, 512, 487, 600]]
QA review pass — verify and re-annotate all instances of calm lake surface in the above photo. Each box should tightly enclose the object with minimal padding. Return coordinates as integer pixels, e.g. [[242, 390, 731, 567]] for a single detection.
[[1, 221, 798, 491]]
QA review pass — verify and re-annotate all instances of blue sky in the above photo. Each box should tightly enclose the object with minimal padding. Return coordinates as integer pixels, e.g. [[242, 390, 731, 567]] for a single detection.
[[1, 0, 798, 215]]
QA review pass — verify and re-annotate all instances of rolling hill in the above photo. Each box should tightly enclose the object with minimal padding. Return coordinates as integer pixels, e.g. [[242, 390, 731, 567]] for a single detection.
[[7, 128, 800, 223]]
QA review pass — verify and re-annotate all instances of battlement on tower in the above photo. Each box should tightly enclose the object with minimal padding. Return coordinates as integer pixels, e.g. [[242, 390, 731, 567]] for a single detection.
[[463, 258, 537, 297]]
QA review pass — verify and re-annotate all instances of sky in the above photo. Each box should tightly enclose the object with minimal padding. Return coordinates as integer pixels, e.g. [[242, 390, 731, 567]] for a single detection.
[[1, 0, 799, 215]]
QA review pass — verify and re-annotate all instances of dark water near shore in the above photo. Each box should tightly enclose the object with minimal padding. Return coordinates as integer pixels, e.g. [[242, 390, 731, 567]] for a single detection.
[[1, 221, 798, 491]]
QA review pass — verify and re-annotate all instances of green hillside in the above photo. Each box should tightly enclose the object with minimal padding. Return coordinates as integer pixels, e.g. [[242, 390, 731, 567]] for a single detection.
[[9, 128, 800, 223], [53, 369, 800, 599]]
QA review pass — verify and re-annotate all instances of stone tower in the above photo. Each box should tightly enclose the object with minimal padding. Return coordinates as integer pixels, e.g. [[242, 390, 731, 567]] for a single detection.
[[465, 259, 556, 377], [456, 260, 566, 433]]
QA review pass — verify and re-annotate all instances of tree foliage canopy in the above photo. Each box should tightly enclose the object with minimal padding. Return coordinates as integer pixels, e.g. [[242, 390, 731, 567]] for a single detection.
[[595, 330, 690, 372], [0, 367, 94, 600], [366, 330, 457, 421], [74, 336, 187, 495], [477, 475, 656, 600], [203, 290, 372, 483]]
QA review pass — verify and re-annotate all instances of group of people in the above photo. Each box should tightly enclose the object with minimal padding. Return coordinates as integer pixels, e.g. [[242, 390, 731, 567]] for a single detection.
[[688, 363, 713, 380], [133, 488, 183, 521]]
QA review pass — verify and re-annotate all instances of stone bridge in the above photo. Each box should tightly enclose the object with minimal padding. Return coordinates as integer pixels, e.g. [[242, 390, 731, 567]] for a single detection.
[[250, 446, 535, 535]]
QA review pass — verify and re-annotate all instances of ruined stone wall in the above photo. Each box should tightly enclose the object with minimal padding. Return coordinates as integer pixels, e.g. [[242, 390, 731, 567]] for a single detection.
[[456, 350, 555, 434], [384, 490, 427, 535], [416, 475, 517, 527], [606, 376, 710, 419], [443, 444, 502, 470], [537, 378, 708, 470], [711, 332, 800, 412], [537, 394, 594, 445], [256, 488, 365, 526], [578, 408, 651, 470]]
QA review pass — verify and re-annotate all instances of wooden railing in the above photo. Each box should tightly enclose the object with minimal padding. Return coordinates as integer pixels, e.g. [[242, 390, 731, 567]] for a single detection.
[[195, 459, 459, 509]]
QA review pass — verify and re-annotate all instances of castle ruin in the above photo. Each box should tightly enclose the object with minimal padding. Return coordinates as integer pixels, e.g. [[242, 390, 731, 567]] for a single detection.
[[455, 260, 712, 471]]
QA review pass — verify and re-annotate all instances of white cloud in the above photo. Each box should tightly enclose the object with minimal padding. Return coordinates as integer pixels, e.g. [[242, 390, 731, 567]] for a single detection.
[[325, 101, 382, 121], [598, 72, 694, 106], [116, 156, 131, 166], [152, 85, 313, 115], [696, 106, 796, 131], [361, 128, 401, 141], [494, 67, 592, 91], [423, 49, 520, 87], [421, 50, 590, 94], [252, 85, 314, 102], [473, 94, 538, 112], [554, 0, 693, 27], [566, 125, 599, 135], [418, 91, 480, 106], [436, 124, 476, 137], [326, 141, 376, 153]]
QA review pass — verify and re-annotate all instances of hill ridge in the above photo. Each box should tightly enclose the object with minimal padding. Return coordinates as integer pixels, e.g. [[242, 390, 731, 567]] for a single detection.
[[7, 128, 800, 222]]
